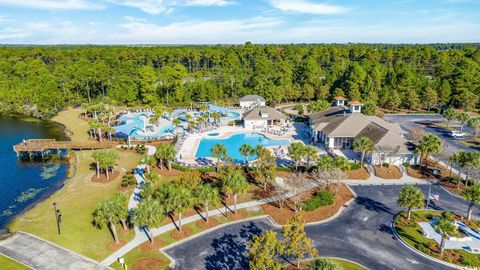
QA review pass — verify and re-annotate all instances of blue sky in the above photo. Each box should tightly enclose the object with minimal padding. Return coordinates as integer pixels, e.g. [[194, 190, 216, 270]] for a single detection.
[[0, 0, 479, 44]]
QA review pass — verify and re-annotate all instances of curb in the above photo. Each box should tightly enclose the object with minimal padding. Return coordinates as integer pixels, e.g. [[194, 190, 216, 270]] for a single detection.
[[0, 251, 33, 270], [160, 188, 357, 268], [390, 213, 466, 270]]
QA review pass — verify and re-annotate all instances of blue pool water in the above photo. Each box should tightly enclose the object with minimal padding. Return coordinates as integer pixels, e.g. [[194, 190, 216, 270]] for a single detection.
[[195, 133, 289, 162]]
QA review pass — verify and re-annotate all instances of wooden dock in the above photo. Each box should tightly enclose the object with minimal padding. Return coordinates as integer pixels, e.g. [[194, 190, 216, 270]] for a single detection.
[[13, 139, 117, 154]]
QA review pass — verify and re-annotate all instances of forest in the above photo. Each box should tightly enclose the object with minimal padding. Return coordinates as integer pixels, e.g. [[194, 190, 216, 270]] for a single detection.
[[0, 43, 479, 118]]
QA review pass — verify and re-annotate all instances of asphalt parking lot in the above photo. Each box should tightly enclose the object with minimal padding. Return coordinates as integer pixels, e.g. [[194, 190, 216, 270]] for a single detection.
[[165, 184, 476, 270], [384, 114, 477, 152]]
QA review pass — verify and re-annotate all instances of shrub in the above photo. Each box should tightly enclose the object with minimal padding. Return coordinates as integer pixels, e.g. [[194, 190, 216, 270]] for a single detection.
[[461, 255, 473, 266], [443, 176, 461, 183], [121, 176, 129, 187], [308, 258, 342, 270], [348, 162, 361, 170], [303, 191, 335, 211], [382, 163, 390, 168], [135, 144, 146, 154], [171, 162, 216, 173], [402, 162, 410, 168], [416, 243, 430, 255]]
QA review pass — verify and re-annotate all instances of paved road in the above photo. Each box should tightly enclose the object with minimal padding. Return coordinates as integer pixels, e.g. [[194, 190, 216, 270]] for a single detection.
[[384, 114, 477, 152], [0, 232, 109, 270], [165, 184, 478, 270]]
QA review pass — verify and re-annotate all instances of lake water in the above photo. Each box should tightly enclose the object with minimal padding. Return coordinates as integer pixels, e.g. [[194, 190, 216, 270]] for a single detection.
[[0, 116, 68, 233]]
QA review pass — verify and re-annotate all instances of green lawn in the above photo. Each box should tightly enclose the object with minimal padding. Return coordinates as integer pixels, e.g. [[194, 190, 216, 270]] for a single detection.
[[395, 210, 480, 267], [110, 209, 265, 270], [52, 108, 90, 141], [0, 254, 31, 270], [9, 150, 141, 261]]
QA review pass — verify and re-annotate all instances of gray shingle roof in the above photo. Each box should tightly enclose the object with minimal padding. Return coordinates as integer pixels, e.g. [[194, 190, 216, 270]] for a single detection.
[[243, 107, 285, 120]]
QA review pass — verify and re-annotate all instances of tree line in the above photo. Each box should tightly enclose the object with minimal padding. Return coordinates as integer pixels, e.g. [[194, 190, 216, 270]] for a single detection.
[[0, 43, 479, 118]]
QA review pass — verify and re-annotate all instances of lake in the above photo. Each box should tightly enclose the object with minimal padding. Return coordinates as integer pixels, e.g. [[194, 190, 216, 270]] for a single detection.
[[0, 116, 68, 233]]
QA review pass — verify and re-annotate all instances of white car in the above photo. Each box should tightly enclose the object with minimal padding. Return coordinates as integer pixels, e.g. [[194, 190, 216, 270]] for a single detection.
[[449, 130, 465, 139]]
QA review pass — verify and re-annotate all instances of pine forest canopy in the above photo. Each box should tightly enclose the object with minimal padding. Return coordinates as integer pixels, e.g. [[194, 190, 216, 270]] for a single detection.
[[0, 43, 479, 119]]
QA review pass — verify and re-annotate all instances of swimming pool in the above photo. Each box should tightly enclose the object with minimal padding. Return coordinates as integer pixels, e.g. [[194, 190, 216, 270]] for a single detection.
[[195, 133, 290, 162]]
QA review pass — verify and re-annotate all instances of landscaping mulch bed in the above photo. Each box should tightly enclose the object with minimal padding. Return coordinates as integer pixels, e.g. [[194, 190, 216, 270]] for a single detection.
[[374, 165, 403, 179], [346, 168, 370, 180], [90, 170, 120, 183], [170, 227, 193, 240], [107, 240, 126, 251], [195, 217, 220, 229], [139, 239, 164, 252], [226, 210, 249, 221], [262, 184, 354, 225], [439, 181, 464, 196], [406, 159, 452, 179], [132, 258, 163, 270]]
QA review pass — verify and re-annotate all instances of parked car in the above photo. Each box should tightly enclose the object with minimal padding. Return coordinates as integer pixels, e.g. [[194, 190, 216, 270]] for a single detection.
[[449, 130, 465, 139]]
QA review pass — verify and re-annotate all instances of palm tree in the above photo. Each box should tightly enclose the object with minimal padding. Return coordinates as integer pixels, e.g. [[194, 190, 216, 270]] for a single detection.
[[443, 108, 457, 129], [211, 143, 227, 172], [303, 145, 318, 166], [288, 142, 306, 171], [457, 112, 469, 132], [93, 199, 121, 244], [448, 152, 460, 177], [211, 112, 221, 125], [100, 150, 119, 180], [397, 186, 424, 220], [92, 150, 103, 179], [88, 118, 100, 138], [188, 120, 196, 132], [435, 217, 457, 257], [467, 117, 480, 140], [156, 144, 177, 170], [415, 134, 442, 170], [132, 199, 164, 244], [353, 136, 375, 167], [462, 184, 480, 220], [317, 155, 336, 173], [112, 193, 129, 230], [104, 125, 115, 141], [170, 187, 195, 232], [194, 184, 220, 223], [334, 156, 350, 172], [140, 155, 156, 173], [239, 144, 254, 165], [221, 168, 248, 214]]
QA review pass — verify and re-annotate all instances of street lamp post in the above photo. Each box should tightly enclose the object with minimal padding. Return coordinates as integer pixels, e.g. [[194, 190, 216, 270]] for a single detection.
[[53, 202, 62, 235]]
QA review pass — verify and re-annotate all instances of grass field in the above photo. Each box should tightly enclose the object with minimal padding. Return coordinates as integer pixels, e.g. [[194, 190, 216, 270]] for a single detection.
[[52, 108, 90, 141], [9, 149, 141, 261], [0, 254, 32, 270]]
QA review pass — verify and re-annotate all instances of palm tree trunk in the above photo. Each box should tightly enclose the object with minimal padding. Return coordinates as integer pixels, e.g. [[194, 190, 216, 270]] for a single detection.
[[106, 166, 109, 180], [178, 212, 182, 232], [96, 161, 100, 178], [120, 220, 127, 231], [168, 160, 172, 171], [205, 202, 209, 223], [407, 209, 411, 220], [440, 237, 446, 257], [97, 127, 103, 142], [468, 202, 474, 220], [233, 193, 237, 214], [109, 219, 120, 244], [361, 153, 365, 166], [159, 159, 163, 170]]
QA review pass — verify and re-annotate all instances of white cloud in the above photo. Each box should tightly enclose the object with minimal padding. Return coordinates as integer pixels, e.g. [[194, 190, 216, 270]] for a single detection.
[[114, 16, 282, 43], [107, 0, 234, 15], [0, 0, 103, 10], [268, 0, 349, 14]]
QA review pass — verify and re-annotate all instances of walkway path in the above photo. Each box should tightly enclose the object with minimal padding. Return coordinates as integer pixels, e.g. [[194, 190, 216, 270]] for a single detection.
[[0, 232, 109, 270]]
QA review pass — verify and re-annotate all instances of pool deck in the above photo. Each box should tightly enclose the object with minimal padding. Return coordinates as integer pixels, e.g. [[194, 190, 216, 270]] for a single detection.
[[178, 124, 309, 165]]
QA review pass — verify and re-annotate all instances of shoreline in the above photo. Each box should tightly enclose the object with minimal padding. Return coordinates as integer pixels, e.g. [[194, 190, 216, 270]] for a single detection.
[[2, 114, 74, 236]]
